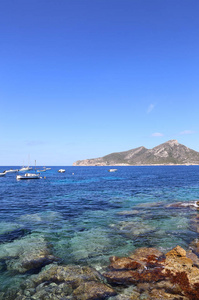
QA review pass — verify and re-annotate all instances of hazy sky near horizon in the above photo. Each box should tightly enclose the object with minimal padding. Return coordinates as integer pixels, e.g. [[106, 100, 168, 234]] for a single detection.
[[0, 0, 199, 166]]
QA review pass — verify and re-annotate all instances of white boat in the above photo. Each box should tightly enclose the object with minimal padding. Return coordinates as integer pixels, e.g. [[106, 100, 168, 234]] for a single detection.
[[36, 167, 51, 172], [19, 166, 32, 172], [16, 173, 41, 180], [58, 169, 65, 173], [5, 169, 19, 173], [37, 169, 46, 172], [0, 172, 6, 177], [108, 169, 117, 172]]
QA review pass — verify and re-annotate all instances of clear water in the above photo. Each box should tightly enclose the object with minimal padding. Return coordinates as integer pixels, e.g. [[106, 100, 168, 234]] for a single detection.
[[0, 165, 199, 292]]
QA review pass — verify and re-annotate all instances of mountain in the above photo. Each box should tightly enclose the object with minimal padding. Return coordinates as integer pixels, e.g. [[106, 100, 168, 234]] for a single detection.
[[73, 140, 199, 166]]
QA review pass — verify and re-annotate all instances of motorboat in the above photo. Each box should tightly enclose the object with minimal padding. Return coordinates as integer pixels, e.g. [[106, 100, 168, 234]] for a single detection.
[[108, 169, 117, 172], [58, 169, 65, 173], [16, 173, 41, 180]]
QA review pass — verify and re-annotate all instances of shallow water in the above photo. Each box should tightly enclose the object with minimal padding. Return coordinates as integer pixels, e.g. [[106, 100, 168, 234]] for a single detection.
[[1, 165, 199, 293]]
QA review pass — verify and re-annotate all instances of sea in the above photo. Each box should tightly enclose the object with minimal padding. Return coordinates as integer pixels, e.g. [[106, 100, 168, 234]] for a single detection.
[[0, 165, 199, 294]]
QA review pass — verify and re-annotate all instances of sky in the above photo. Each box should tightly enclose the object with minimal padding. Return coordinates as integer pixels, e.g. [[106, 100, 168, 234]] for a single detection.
[[0, 0, 199, 166]]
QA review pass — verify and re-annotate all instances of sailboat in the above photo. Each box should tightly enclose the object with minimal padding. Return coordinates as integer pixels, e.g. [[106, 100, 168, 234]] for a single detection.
[[19, 157, 32, 172], [16, 160, 41, 180]]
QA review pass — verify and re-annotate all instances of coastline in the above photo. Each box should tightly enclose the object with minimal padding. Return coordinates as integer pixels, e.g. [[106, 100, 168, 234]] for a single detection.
[[73, 163, 199, 166]]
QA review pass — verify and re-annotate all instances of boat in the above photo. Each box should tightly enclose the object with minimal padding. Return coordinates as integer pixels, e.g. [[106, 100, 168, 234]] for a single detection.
[[19, 166, 32, 172], [108, 169, 117, 172], [17, 160, 41, 179], [5, 169, 19, 173], [58, 169, 65, 173], [0, 171, 6, 177], [37, 168, 46, 172], [16, 173, 41, 180]]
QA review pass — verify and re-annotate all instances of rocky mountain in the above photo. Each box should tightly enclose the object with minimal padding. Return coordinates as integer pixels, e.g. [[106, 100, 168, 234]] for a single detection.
[[73, 140, 199, 166]]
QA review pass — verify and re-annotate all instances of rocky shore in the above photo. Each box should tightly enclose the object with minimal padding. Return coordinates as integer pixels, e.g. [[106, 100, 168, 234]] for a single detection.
[[2, 241, 199, 300], [1, 201, 199, 299]]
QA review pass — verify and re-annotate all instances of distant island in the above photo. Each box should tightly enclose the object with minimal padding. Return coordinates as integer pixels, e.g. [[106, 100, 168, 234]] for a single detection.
[[73, 140, 199, 166]]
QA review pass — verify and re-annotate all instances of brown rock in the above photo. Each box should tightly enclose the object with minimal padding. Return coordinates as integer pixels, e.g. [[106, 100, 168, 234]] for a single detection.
[[166, 245, 187, 258], [129, 247, 163, 262], [104, 267, 165, 286], [109, 256, 141, 270], [148, 288, 188, 299], [72, 281, 116, 300], [163, 246, 199, 286], [103, 270, 140, 285]]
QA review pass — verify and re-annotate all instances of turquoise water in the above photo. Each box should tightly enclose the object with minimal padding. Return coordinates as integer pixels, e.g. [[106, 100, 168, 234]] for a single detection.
[[0, 166, 199, 293]]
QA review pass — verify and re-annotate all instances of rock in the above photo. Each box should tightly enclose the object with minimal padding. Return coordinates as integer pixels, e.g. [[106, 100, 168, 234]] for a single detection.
[[109, 256, 141, 270], [72, 281, 116, 299], [186, 250, 199, 267], [110, 221, 155, 237], [16, 263, 116, 300], [166, 201, 198, 209], [32, 264, 104, 289], [166, 245, 187, 257], [148, 288, 189, 299], [129, 247, 163, 261], [163, 245, 199, 286], [0, 226, 29, 243], [116, 210, 139, 216], [5, 235, 57, 273], [190, 238, 199, 254], [19, 211, 63, 224], [68, 227, 111, 261], [103, 270, 141, 285], [103, 245, 199, 299]]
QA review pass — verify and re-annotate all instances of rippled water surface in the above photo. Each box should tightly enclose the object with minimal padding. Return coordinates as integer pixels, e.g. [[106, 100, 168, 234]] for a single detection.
[[1, 165, 199, 292]]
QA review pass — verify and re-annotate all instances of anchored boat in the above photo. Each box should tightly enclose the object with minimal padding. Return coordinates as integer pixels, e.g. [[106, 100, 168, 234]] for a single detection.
[[0, 171, 6, 177], [16, 173, 41, 180], [108, 169, 117, 172]]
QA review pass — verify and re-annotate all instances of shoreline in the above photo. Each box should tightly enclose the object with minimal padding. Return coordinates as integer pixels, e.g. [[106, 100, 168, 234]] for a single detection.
[[73, 163, 199, 166]]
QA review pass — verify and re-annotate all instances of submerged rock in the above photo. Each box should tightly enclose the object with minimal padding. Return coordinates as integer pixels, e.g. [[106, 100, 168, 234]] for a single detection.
[[0, 228, 30, 243], [0, 234, 57, 273], [19, 211, 63, 224], [116, 210, 139, 216], [110, 221, 155, 238], [166, 201, 199, 209], [68, 228, 111, 261]]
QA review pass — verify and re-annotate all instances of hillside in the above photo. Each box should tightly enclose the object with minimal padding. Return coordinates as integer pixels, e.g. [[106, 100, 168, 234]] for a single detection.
[[73, 140, 199, 166]]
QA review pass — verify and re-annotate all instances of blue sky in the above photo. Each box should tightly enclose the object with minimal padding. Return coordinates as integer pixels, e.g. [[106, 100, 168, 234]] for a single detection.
[[0, 0, 199, 165]]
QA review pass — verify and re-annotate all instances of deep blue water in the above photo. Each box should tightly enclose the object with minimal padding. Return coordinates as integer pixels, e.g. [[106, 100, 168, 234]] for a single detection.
[[1, 165, 199, 292]]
